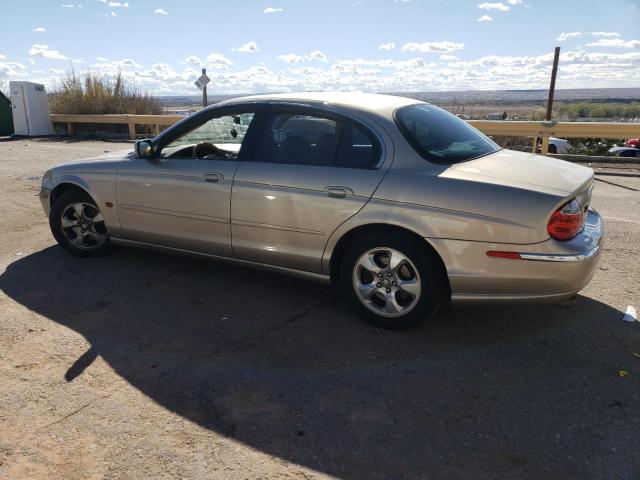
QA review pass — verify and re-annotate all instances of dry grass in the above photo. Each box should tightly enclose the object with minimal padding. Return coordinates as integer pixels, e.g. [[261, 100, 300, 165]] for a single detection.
[[49, 70, 161, 115]]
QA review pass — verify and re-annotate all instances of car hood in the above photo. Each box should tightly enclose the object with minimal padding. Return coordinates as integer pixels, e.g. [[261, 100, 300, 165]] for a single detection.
[[53, 149, 134, 171], [449, 149, 593, 196]]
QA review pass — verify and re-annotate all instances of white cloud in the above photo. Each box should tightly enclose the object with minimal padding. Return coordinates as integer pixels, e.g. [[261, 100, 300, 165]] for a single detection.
[[183, 55, 203, 66], [108, 1, 128, 6], [0, 61, 27, 76], [277, 54, 305, 64], [0, 54, 5, 59], [154, 8, 168, 15], [60, 4, 74, 7], [232, 41, 259, 53], [33, 27, 46, 32], [506, 0, 522, 4], [15, 47, 640, 96], [587, 38, 640, 49], [379, 42, 396, 51], [478, 2, 510, 12], [264, 7, 283, 14], [401, 41, 464, 53], [96, 56, 108, 62], [307, 50, 328, 62], [205, 52, 233, 69], [478, 15, 493, 22], [110, 11, 117, 16], [591, 32, 621, 38], [29, 44, 68, 60], [557, 32, 582, 41]]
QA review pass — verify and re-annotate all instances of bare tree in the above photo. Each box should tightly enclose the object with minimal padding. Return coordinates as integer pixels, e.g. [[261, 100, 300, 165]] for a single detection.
[[0, 70, 9, 98]]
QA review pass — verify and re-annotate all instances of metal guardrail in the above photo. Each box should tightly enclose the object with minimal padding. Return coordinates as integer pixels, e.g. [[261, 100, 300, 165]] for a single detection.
[[51, 114, 640, 156]]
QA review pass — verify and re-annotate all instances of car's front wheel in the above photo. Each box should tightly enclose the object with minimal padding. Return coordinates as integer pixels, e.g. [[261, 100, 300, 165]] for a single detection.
[[49, 189, 111, 257], [340, 233, 445, 329]]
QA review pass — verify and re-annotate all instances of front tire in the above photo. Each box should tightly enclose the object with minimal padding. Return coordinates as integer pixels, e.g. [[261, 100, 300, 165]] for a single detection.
[[340, 233, 445, 329], [49, 189, 111, 257]]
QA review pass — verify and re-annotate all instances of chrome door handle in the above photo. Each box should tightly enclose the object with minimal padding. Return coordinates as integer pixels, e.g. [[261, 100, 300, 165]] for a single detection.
[[325, 186, 352, 198], [204, 173, 222, 183]]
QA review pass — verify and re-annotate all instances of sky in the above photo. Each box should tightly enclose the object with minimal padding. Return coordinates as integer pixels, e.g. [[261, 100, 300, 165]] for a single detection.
[[0, 0, 639, 96]]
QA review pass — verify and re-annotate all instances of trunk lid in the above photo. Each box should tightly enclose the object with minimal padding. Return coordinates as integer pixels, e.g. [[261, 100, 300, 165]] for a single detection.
[[450, 149, 594, 197]]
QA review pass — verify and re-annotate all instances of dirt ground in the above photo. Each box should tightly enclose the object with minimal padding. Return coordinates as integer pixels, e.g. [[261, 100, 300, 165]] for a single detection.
[[0, 138, 639, 480]]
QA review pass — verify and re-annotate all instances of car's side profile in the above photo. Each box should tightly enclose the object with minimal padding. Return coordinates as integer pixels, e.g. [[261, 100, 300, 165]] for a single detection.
[[40, 92, 603, 329]]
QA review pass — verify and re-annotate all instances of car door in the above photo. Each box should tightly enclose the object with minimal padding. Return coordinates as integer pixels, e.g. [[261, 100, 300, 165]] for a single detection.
[[231, 105, 390, 273], [116, 107, 258, 257]]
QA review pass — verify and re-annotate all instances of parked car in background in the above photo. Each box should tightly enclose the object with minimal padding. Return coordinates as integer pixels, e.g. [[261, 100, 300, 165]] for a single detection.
[[537, 137, 572, 154], [608, 146, 640, 157], [39, 93, 603, 329], [624, 138, 640, 149]]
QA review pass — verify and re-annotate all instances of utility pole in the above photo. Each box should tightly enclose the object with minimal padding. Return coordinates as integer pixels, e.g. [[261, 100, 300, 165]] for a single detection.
[[546, 47, 561, 121], [538, 46, 561, 156], [202, 68, 208, 108]]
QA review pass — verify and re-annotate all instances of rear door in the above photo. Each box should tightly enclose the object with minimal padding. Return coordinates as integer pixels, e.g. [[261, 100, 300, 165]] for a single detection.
[[231, 105, 390, 272]]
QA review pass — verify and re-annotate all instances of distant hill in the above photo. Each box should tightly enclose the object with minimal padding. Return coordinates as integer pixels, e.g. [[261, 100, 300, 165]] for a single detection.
[[158, 88, 640, 107]]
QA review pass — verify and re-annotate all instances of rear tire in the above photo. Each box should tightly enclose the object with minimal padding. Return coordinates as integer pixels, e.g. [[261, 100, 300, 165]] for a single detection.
[[548, 144, 557, 154], [49, 189, 112, 257], [339, 232, 445, 329]]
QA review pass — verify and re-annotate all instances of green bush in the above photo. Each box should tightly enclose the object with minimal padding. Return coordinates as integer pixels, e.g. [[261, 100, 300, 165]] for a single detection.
[[49, 70, 161, 115]]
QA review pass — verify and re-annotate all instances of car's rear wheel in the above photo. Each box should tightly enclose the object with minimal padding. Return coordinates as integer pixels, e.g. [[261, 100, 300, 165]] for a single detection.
[[340, 233, 445, 329], [50, 189, 111, 257], [548, 144, 557, 154]]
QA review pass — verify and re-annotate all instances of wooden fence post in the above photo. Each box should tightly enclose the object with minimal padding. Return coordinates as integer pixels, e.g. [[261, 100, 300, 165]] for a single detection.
[[128, 122, 136, 140], [541, 135, 550, 157], [67, 122, 75, 136]]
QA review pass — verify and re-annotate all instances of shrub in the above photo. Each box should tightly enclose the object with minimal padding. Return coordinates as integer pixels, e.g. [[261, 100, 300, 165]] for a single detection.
[[49, 70, 161, 115], [49, 70, 162, 136]]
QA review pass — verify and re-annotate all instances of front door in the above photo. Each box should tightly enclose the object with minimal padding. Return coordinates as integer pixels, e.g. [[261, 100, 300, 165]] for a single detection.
[[231, 106, 390, 272], [116, 108, 257, 257]]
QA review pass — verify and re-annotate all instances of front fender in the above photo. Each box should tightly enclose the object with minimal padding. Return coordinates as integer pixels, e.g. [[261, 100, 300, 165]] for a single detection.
[[46, 170, 120, 234]]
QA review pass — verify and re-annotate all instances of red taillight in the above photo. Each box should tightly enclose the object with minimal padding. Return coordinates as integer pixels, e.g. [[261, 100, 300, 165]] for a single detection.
[[486, 251, 521, 259], [547, 199, 583, 241]]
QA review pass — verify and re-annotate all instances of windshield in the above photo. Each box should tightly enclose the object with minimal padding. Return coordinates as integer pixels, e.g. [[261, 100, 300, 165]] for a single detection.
[[395, 104, 500, 164]]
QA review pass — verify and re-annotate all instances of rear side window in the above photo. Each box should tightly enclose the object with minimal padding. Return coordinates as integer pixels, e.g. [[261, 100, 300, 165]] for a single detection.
[[335, 123, 380, 169], [259, 113, 343, 166], [256, 110, 381, 169], [395, 104, 500, 164]]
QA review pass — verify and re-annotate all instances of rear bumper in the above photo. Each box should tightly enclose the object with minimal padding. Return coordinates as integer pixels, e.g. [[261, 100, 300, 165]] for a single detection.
[[429, 209, 604, 304]]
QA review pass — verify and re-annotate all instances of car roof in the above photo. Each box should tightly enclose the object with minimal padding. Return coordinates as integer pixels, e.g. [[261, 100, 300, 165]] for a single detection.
[[217, 92, 424, 117]]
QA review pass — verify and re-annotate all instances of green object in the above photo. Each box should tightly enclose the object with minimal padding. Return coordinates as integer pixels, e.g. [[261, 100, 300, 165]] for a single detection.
[[0, 91, 14, 136]]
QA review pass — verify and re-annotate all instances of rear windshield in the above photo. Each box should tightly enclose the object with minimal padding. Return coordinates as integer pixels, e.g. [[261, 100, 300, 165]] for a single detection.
[[395, 104, 500, 164]]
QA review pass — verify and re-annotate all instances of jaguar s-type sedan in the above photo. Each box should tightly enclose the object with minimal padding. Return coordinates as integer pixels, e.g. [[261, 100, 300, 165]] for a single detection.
[[40, 92, 603, 329]]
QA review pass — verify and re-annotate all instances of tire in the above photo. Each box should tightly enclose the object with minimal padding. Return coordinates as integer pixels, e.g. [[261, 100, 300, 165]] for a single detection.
[[548, 144, 557, 154], [49, 189, 112, 257], [339, 232, 446, 330]]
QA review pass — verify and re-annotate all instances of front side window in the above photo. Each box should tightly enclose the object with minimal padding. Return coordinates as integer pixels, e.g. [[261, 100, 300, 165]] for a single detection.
[[163, 112, 255, 159], [395, 104, 500, 164]]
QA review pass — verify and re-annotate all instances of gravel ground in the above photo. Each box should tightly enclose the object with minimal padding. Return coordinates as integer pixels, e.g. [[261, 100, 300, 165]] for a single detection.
[[0, 138, 639, 480]]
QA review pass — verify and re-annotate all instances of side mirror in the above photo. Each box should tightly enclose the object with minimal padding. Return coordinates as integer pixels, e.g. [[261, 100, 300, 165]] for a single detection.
[[135, 139, 153, 159]]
